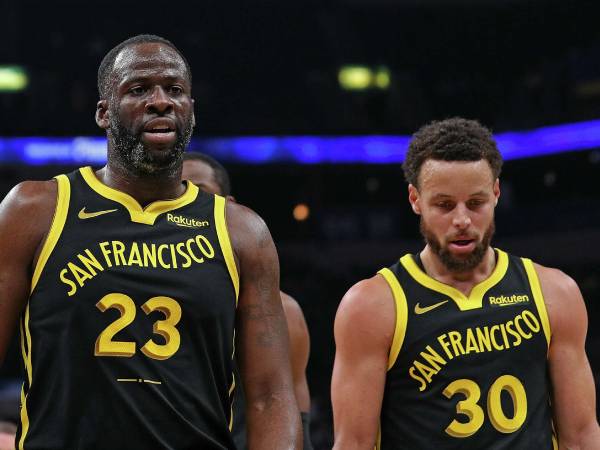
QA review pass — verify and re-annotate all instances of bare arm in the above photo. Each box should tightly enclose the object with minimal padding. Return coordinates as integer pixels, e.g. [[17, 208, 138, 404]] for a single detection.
[[537, 264, 600, 449], [0, 181, 56, 364], [332, 275, 396, 450], [228, 202, 301, 450], [281, 292, 311, 413]]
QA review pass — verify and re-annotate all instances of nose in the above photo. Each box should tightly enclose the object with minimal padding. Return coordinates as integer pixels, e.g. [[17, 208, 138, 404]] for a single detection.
[[145, 86, 173, 114], [452, 204, 471, 230]]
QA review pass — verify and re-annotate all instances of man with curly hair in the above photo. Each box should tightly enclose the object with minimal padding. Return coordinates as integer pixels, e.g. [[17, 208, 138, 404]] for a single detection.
[[332, 117, 600, 449]]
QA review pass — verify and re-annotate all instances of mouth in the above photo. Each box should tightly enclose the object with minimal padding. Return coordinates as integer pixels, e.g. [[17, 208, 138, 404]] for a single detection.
[[448, 238, 476, 254], [142, 119, 177, 145]]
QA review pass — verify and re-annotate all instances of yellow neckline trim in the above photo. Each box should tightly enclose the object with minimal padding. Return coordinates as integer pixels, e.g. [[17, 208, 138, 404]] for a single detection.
[[79, 166, 199, 225], [400, 249, 509, 311]]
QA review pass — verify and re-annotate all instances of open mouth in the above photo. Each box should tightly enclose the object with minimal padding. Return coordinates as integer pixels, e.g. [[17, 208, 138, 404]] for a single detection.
[[142, 119, 177, 144], [451, 239, 474, 247]]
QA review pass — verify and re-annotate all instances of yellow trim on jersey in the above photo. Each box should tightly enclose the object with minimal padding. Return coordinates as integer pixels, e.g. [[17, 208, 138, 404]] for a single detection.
[[18, 305, 32, 450], [214, 195, 240, 304], [31, 174, 71, 293], [228, 372, 236, 431], [79, 166, 199, 225], [20, 174, 70, 448], [377, 268, 408, 370], [399, 248, 509, 311], [522, 258, 552, 348]]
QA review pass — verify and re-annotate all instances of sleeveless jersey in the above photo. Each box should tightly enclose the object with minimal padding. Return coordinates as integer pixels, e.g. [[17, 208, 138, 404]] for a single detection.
[[377, 249, 556, 450], [16, 167, 239, 450]]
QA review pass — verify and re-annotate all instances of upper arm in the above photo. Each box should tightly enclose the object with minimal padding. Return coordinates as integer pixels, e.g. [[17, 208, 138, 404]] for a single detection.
[[281, 292, 311, 412], [332, 275, 396, 449], [0, 180, 56, 364], [226, 201, 294, 401], [537, 264, 600, 446]]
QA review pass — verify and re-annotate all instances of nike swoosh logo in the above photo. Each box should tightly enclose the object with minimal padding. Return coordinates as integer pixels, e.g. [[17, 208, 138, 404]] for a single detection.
[[414, 300, 449, 315], [78, 207, 118, 220]]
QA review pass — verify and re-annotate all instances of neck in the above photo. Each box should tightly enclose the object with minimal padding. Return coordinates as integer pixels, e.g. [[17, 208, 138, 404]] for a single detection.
[[98, 161, 185, 207], [420, 245, 496, 291]]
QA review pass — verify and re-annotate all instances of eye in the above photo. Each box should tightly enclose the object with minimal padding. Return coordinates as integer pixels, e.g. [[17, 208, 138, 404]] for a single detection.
[[467, 199, 485, 209], [168, 85, 184, 95], [129, 86, 146, 95], [436, 201, 454, 210]]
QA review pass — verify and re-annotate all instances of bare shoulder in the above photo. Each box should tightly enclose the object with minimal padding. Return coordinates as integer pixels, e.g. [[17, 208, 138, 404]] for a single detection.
[[0, 180, 57, 233], [335, 275, 396, 346], [225, 200, 273, 259], [1, 179, 57, 213], [532, 262, 586, 333]]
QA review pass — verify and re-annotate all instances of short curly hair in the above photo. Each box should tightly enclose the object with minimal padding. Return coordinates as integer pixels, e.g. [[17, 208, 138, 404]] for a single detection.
[[97, 34, 192, 100], [403, 117, 503, 187]]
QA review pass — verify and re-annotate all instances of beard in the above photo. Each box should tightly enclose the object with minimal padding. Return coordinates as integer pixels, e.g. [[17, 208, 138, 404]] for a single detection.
[[108, 112, 193, 177], [420, 218, 495, 273]]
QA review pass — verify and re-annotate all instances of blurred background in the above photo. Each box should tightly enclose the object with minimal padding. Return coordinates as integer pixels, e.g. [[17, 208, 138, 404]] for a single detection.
[[1, 0, 600, 447]]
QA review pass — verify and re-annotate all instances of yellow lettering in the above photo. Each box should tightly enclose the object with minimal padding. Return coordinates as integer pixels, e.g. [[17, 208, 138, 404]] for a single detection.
[[421, 345, 447, 371], [505, 320, 523, 346], [513, 315, 531, 340], [464, 328, 480, 354], [68, 262, 93, 287], [448, 331, 465, 356], [158, 244, 171, 269], [521, 310, 540, 333], [414, 360, 438, 383], [438, 334, 454, 359], [490, 325, 505, 350], [127, 242, 143, 267], [476, 326, 492, 352], [142, 243, 157, 268], [186, 238, 204, 263], [176, 242, 192, 268], [99, 241, 113, 268], [409, 366, 428, 392], [195, 235, 215, 259], [60, 268, 78, 296], [112, 241, 127, 266], [77, 249, 104, 276], [169, 244, 178, 269], [499, 323, 510, 349]]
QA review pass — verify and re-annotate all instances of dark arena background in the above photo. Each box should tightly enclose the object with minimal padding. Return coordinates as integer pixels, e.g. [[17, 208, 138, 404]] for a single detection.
[[1, 0, 600, 448]]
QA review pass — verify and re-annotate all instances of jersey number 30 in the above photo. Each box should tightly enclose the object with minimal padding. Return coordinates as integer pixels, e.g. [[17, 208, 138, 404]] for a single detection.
[[443, 375, 527, 437], [94, 293, 181, 360]]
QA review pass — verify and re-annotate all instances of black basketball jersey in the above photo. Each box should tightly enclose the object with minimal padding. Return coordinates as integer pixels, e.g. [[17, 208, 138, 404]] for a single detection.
[[376, 249, 557, 450], [16, 167, 239, 450]]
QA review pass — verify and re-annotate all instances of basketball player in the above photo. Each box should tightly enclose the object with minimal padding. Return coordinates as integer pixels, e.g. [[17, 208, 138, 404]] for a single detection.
[[0, 35, 301, 449], [331, 118, 600, 449], [182, 152, 313, 449]]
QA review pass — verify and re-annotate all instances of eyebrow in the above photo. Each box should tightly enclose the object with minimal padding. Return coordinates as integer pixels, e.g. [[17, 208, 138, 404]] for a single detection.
[[119, 73, 187, 87], [431, 191, 490, 199]]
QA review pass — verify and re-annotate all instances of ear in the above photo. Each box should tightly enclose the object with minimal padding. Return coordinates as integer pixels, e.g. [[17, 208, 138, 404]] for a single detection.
[[191, 98, 196, 128], [408, 184, 421, 215], [96, 100, 109, 130], [226, 195, 237, 203], [493, 178, 500, 206]]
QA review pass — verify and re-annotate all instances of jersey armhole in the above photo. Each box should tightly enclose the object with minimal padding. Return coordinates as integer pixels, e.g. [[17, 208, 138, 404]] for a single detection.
[[522, 258, 552, 349], [377, 268, 408, 370], [214, 195, 240, 306], [30, 174, 71, 293]]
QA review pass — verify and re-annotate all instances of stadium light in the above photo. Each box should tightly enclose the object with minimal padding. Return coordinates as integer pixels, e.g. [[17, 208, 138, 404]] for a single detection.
[[338, 65, 391, 91], [0, 66, 28, 92]]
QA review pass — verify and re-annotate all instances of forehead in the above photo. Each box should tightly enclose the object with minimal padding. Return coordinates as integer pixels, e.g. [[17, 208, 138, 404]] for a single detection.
[[113, 42, 188, 83], [418, 159, 495, 195]]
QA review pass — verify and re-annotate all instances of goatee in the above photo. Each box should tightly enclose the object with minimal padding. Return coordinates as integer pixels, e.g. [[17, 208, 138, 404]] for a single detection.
[[420, 218, 495, 273], [108, 114, 193, 177]]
